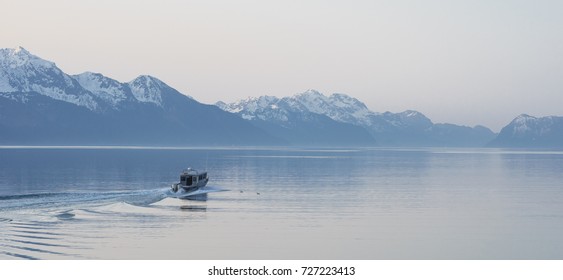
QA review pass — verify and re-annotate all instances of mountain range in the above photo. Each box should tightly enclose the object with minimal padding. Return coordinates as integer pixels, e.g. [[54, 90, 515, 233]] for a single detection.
[[1, 47, 561, 147], [217, 91, 496, 147], [0, 47, 280, 145], [488, 114, 563, 148]]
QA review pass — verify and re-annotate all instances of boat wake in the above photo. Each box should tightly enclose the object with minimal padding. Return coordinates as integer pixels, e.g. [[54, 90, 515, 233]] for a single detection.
[[0, 188, 169, 212], [0, 185, 228, 213], [0, 185, 227, 260]]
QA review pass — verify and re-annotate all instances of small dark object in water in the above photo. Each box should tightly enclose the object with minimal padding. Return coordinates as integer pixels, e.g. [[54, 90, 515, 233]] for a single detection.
[[256, 192, 260, 195], [240, 190, 243, 193]]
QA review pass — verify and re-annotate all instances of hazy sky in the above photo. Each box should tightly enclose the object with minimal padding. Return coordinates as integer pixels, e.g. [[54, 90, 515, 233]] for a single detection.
[[2, 0, 562, 131]]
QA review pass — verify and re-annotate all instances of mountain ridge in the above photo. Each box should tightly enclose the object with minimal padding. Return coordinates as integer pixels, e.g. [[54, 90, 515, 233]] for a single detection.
[[217, 91, 497, 147], [0, 47, 282, 146], [216, 93, 377, 145], [2, 47, 561, 147], [488, 114, 563, 147]]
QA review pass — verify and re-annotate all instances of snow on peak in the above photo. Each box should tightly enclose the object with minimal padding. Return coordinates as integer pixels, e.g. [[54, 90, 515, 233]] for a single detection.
[[395, 110, 432, 127], [219, 90, 378, 126], [512, 114, 536, 127], [220, 95, 280, 114], [292, 89, 329, 112], [74, 72, 128, 106], [14, 46, 30, 55], [128, 75, 168, 106], [0, 47, 55, 69], [400, 110, 423, 118], [1, 47, 202, 111], [328, 93, 372, 116], [510, 114, 539, 135], [292, 90, 375, 125], [293, 89, 325, 100], [254, 95, 279, 108], [14, 46, 32, 56], [507, 114, 561, 137], [330, 93, 358, 102], [216, 95, 293, 121], [297, 89, 323, 97], [514, 114, 535, 121], [133, 75, 165, 85], [0, 47, 98, 111]]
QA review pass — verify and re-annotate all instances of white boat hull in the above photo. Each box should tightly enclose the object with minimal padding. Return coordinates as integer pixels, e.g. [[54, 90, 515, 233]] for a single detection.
[[168, 186, 227, 199]]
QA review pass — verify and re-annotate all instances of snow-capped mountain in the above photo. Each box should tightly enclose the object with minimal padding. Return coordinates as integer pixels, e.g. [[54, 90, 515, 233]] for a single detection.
[[218, 90, 377, 126], [489, 114, 563, 147], [292, 90, 375, 126], [128, 75, 168, 106], [0, 47, 281, 145], [508, 114, 558, 136], [218, 90, 434, 131], [0, 47, 191, 111], [6, 46, 544, 147], [73, 72, 190, 109], [73, 72, 132, 106], [217, 95, 310, 125], [0, 47, 99, 110], [216, 94, 377, 145], [217, 90, 496, 147]]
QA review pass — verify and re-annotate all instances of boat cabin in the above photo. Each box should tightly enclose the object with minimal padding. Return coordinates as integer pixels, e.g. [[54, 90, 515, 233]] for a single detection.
[[180, 168, 208, 187]]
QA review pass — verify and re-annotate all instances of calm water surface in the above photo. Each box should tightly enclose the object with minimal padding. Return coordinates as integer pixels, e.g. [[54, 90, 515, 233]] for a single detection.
[[1, 147, 562, 259]]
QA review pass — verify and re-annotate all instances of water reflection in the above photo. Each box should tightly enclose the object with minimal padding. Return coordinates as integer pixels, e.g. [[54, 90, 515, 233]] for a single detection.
[[182, 193, 208, 201], [180, 205, 207, 212]]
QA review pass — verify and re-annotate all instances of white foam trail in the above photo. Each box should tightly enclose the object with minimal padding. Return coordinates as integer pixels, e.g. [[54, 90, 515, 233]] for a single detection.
[[166, 186, 228, 199]]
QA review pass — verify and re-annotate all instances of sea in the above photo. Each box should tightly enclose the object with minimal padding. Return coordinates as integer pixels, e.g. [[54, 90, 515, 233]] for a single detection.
[[1, 146, 563, 260]]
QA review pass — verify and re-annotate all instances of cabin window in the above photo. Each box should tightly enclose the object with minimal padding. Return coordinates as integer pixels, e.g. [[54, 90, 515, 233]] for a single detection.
[[186, 176, 192, 185]]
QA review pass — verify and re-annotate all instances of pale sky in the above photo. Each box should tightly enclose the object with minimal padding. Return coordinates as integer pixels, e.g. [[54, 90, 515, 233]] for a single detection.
[[2, 0, 562, 131]]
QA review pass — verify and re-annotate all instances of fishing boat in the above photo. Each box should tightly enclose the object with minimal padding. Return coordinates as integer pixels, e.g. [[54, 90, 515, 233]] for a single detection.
[[171, 168, 209, 193]]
